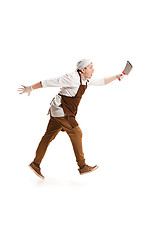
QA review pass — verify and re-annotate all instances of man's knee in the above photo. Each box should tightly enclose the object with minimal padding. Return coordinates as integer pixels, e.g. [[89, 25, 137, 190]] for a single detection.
[[73, 126, 83, 138]]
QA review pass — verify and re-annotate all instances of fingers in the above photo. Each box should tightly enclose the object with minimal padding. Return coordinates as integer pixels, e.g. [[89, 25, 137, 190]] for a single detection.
[[120, 74, 124, 80], [116, 73, 125, 81], [17, 85, 26, 94], [18, 86, 25, 89], [17, 89, 24, 92], [17, 85, 32, 96], [17, 90, 24, 93], [17, 89, 24, 94]]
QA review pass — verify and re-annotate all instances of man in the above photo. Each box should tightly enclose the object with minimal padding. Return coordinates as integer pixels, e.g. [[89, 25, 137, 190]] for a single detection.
[[18, 59, 124, 179]]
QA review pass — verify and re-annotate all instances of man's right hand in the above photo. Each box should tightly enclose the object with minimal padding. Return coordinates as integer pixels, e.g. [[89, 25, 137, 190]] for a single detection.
[[17, 85, 33, 96], [116, 73, 125, 81]]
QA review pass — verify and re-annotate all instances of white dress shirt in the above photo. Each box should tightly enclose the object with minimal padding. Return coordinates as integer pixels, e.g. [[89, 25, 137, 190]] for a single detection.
[[41, 71, 105, 117]]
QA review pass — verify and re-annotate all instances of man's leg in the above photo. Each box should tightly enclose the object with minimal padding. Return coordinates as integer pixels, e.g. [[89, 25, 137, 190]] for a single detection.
[[54, 117, 98, 175], [65, 125, 99, 174], [54, 117, 86, 168], [33, 117, 62, 165], [66, 125, 86, 168]]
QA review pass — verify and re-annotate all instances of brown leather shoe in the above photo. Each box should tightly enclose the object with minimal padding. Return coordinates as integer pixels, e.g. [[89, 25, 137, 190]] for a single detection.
[[29, 162, 44, 179], [78, 164, 99, 175]]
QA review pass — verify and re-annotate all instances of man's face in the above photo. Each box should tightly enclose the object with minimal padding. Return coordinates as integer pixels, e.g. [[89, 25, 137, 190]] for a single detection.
[[81, 62, 94, 79]]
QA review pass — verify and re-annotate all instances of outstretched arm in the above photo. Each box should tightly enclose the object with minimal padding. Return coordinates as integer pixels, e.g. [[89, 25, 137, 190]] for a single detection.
[[89, 74, 124, 86], [18, 71, 78, 96], [18, 81, 42, 96]]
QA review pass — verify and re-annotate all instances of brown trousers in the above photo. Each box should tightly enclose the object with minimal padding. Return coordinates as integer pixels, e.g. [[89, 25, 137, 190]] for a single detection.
[[34, 116, 86, 168]]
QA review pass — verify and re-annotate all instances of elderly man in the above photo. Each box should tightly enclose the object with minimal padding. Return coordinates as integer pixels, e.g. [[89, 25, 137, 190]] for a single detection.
[[18, 59, 124, 179]]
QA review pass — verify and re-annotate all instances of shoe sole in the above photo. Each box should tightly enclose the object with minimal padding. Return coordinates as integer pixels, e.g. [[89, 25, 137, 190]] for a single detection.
[[80, 165, 99, 175], [29, 165, 44, 179]]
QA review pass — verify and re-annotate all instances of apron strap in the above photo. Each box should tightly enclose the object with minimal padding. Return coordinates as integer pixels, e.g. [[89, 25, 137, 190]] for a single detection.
[[77, 70, 82, 85]]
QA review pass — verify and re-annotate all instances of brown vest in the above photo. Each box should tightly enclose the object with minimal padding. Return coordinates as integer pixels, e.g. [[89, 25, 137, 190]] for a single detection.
[[59, 71, 88, 128]]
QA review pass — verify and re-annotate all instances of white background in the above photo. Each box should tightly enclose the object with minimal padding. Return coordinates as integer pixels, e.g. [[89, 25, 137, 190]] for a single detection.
[[0, 0, 160, 239]]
